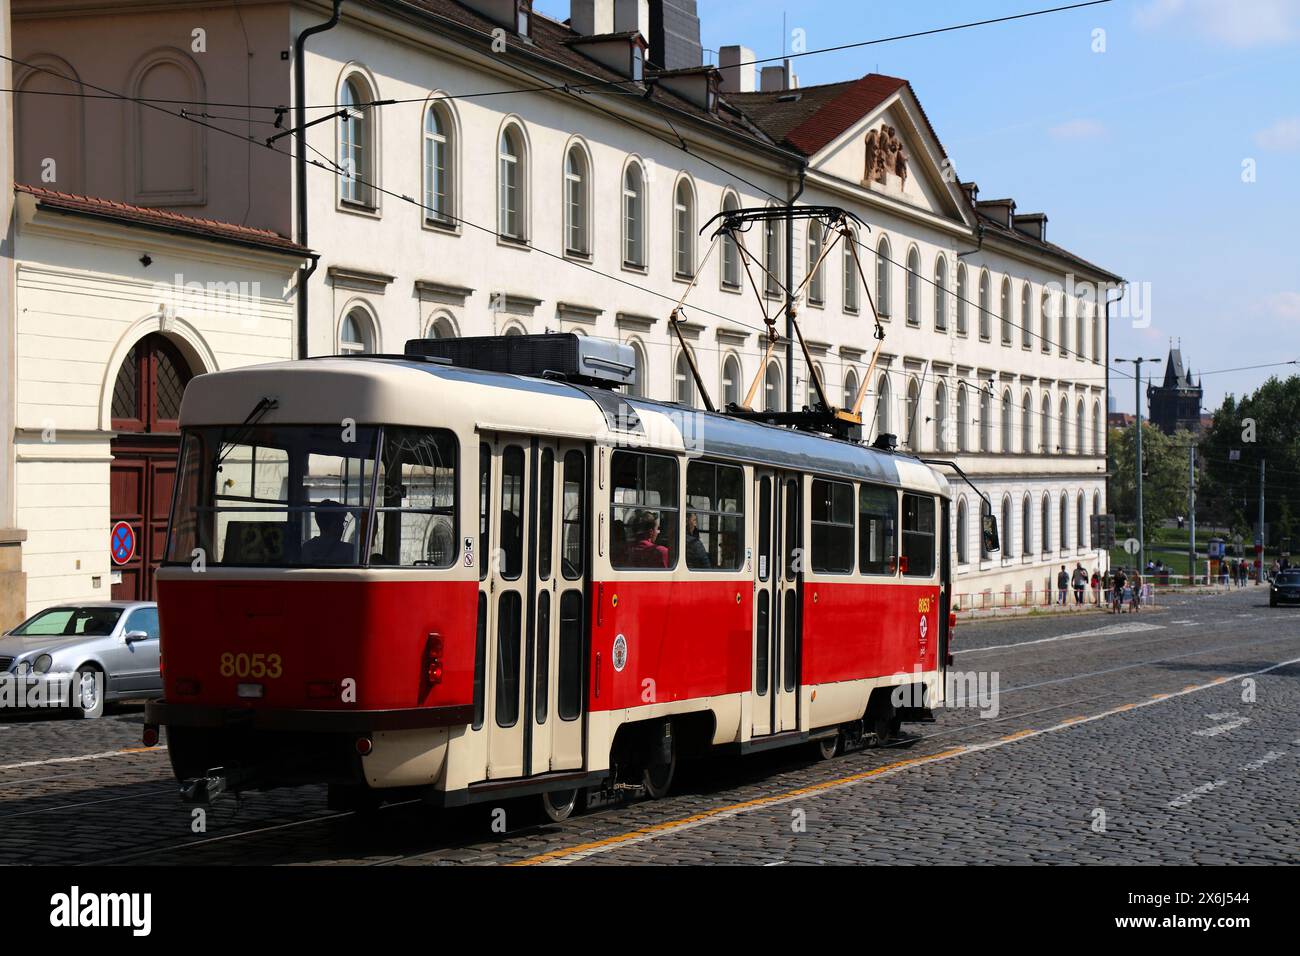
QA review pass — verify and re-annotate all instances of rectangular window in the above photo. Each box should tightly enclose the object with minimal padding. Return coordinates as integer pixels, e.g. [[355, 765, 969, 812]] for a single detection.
[[858, 484, 898, 575], [902, 493, 936, 577], [557, 590, 583, 720], [685, 461, 744, 571], [561, 450, 586, 580], [499, 445, 525, 579], [810, 478, 854, 574], [610, 451, 678, 570], [538, 449, 554, 580], [478, 443, 490, 581], [758, 476, 772, 582], [495, 591, 521, 727], [473, 592, 486, 729], [166, 424, 462, 570], [534, 590, 550, 724]]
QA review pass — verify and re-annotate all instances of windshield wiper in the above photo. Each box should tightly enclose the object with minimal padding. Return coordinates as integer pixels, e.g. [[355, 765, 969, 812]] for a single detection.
[[216, 396, 279, 468]]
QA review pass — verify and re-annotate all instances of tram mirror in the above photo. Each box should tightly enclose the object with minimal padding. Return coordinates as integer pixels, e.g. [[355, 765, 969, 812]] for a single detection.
[[981, 514, 1001, 554]]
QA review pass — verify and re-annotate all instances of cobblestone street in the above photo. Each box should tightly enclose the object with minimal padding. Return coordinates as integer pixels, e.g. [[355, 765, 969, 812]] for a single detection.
[[2, 586, 1295, 866]]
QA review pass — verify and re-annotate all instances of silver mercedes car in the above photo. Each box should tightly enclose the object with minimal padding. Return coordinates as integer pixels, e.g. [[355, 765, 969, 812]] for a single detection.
[[0, 601, 161, 719]]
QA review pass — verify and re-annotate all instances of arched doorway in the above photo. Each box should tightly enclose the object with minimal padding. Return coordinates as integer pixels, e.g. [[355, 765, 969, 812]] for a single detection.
[[109, 333, 194, 600]]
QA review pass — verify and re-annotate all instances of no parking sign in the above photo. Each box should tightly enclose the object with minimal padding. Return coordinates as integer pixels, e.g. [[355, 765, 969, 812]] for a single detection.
[[111, 520, 136, 566]]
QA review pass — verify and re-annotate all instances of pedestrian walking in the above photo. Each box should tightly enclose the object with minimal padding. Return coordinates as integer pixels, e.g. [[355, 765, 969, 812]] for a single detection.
[[1072, 563, 1087, 605], [1091, 569, 1101, 606], [1057, 565, 1069, 605]]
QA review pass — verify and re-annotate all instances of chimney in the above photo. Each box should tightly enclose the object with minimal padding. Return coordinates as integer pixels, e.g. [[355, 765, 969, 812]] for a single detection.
[[614, 0, 648, 35], [648, 0, 702, 70], [1012, 212, 1048, 242], [718, 45, 755, 93], [571, 0, 614, 35], [960, 181, 979, 204], [759, 59, 798, 92]]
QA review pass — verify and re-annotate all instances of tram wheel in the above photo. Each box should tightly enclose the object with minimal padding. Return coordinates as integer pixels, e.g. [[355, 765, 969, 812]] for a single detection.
[[812, 731, 840, 761], [867, 700, 902, 747], [641, 724, 677, 800], [540, 788, 580, 823]]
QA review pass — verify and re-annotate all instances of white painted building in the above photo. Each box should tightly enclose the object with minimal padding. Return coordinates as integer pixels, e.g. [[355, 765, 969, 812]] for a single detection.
[[7, 186, 309, 616], [7, 0, 1122, 611]]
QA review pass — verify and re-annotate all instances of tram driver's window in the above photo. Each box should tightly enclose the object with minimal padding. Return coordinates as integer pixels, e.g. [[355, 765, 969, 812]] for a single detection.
[[901, 493, 936, 577], [610, 451, 678, 569], [371, 427, 458, 567], [810, 478, 854, 573], [859, 484, 898, 575], [685, 461, 744, 570]]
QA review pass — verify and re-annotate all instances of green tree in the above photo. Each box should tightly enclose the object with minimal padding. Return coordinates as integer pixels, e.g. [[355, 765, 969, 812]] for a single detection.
[[1198, 375, 1300, 544], [1107, 422, 1193, 531]]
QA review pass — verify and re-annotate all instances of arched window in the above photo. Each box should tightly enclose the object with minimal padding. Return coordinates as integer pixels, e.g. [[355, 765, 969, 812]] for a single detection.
[[1022, 493, 1033, 556], [843, 229, 859, 312], [764, 362, 783, 412], [956, 384, 968, 452], [498, 124, 527, 240], [1075, 297, 1087, 361], [1021, 283, 1032, 349], [1076, 399, 1086, 456], [722, 354, 741, 407], [980, 498, 993, 559], [339, 75, 375, 206], [934, 255, 948, 330], [808, 221, 825, 305], [426, 311, 457, 339], [1058, 397, 1069, 454], [978, 269, 991, 340], [1021, 389, 1033, 454], [1093, 401, 1102, 455], [1059, 492, 1070, 551], [623, 162, 645, 268], [979, 387, 991, 452], [16, 55, 85, 194], [1040, 292, 1052, 353], [875, 235, 892, 318], [1040, 394, 1052, 453], [956, 498, 968, 565], [627, 340, 647, 397], [423, 102, 454, 225], [110, 333, 194, 433], [674, 351, 694, 407], [721, 193, 741, 289], [1000, 277, 1012, 345], [764, 210, 783, 297], [1078, 491, 1087, 549], [955, 263, 968, 335], [1092, 314, 1100, 364], [906, 378, 920, 449], [1058, 294, 1069, 356], [673, 178, 695, 278], [1001, 389, 1013, 453], [563, 144, 590, 256], [1092, 491, 1101, 540], [843, 368, 859, 410], [340, 307, 376, 355], [876, 374, 892, 437], [807, 362, 826, 409], [905, 246, 920, 325], [1002, 495, 1014, 559], [1041, 493, 1052, 554], [934, 382, 949, 451]]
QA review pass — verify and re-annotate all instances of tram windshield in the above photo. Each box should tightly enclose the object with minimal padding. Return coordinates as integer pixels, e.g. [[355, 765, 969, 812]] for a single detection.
[[164, 424, 457, 568]]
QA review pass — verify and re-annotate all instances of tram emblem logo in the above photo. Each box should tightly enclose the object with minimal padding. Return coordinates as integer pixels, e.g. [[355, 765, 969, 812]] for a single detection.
[[918, 615, 928, 642], [612, 634, 628, 672]]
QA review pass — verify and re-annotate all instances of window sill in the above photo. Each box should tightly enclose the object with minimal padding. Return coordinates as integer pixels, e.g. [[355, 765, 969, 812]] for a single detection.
[[809, 299, 825, 310], [844, 306, 860, 316], [672, 271, 696, 283], [338, 199, 381, 219], [497, 234, 531, 250], [422, 218, 460, 236], [721, 282, 743, 295], [565, 249, 593, 264], [623, 261, 648, 275]]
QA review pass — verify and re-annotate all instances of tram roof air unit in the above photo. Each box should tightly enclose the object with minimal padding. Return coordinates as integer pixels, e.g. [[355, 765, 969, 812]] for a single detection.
[[405, 333, 636, 390]]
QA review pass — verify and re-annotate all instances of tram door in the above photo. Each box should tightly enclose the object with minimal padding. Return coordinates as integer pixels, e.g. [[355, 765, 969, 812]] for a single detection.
[[752, 470, 801, 737], [483, 435, 589, 781]]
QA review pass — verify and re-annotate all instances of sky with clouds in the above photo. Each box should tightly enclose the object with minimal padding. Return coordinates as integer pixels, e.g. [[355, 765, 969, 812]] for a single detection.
[[533, 0, 1300, 414]]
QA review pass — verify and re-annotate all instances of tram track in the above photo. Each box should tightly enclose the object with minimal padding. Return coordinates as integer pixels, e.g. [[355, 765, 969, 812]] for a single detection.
[[17, 604, 1300, 866]]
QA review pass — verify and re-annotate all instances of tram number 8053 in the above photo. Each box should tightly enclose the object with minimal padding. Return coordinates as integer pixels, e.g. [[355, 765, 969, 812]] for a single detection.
[[219, 652, 283, 679]]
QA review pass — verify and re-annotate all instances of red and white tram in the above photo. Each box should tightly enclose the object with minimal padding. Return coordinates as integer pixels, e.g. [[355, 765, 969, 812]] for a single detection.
[[145, 333, 990, 820]]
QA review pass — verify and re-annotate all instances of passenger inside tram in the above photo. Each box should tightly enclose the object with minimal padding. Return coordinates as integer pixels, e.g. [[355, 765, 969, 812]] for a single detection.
[[685, 512, 712, 569], [300, 500, 355, 565], [624, 509, 670, 568]]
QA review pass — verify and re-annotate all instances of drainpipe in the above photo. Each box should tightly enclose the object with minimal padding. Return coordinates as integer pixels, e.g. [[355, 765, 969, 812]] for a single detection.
[[294, 0, 344, 360], [785, 162, 806, 413]]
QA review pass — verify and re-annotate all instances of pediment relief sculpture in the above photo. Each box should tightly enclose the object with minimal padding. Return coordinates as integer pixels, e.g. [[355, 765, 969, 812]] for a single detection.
[[862, 124, 908, 190]]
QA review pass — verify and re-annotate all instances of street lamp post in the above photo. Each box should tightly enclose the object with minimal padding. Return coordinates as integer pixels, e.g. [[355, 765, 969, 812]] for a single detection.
[[1114, 356, 1162, 575]]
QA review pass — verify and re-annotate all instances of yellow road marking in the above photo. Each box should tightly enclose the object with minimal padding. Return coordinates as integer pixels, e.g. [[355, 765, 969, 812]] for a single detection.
[[998, 730, 1035, 742]]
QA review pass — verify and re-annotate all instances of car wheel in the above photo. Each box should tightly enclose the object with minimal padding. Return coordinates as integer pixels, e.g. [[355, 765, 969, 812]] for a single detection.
[[74, 665, 105, 719]]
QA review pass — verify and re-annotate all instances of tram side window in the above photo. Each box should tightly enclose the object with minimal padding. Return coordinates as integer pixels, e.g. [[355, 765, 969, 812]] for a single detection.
[[901, 493, 936, 577], [561, 451, 586, 580], [810, 478, 854, 573], [859, 484, 898, 575], [610, 451, 678, 570], [685, 461, 744, 570], [371, 428, 458, 567], [478, 443, 490, 581]]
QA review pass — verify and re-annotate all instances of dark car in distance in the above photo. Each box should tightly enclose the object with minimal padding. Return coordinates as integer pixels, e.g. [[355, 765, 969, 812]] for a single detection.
[[1270, 570, 1300, 607]]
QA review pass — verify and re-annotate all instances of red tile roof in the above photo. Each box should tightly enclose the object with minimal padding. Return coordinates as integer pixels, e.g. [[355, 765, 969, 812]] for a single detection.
[[15, 184, 311, 256]]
